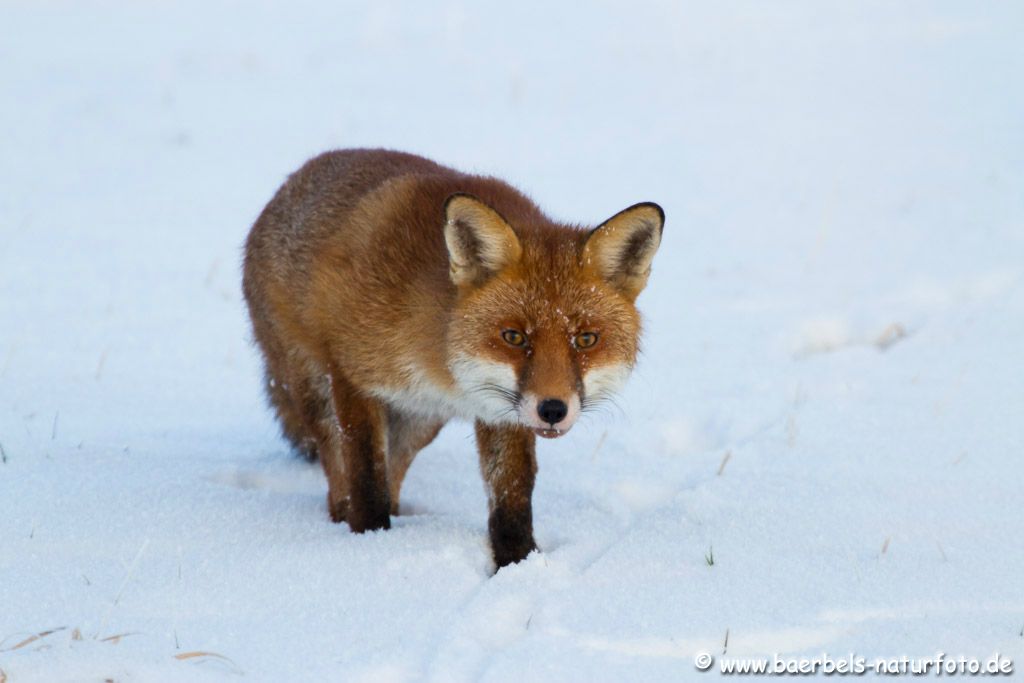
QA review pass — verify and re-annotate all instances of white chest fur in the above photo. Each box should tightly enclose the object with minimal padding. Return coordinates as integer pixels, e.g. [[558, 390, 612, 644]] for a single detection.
[[367, 356, 519, 424]]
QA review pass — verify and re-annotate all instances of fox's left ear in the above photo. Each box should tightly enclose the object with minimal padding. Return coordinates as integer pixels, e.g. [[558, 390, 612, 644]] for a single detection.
[[582, 202, 665, 300]]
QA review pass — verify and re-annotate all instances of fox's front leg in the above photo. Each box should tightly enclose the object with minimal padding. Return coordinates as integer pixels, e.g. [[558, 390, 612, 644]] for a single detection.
[[475, 421, 537, 568], [327, 366, 391, 533]]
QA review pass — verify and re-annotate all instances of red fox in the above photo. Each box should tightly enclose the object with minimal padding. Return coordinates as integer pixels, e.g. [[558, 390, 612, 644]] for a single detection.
[[243, 149, 663, 568]]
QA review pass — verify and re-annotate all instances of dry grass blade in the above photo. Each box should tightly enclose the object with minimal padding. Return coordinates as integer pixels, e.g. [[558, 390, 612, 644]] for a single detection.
[[100, 632, 137, 644], [875, 323, 908, 351], [95, 347, 109, 380], [174, 650, 243, 675], [175, 650, 225, 661], [4, 626, 66, 651], [1, 666, 7, 683], [716, 451, 732, 476], [96, 538, 150, 638]]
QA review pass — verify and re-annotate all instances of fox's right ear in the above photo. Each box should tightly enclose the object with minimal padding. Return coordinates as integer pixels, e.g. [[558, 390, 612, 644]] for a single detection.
[[444, 193, 522, 287]]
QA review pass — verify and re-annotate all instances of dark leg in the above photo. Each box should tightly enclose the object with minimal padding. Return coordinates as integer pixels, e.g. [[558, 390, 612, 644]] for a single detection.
[[274, 355, 344, 518], [328, 366, 391, 533], [475, 421, 537, 568], [251, 316, 319, 459]]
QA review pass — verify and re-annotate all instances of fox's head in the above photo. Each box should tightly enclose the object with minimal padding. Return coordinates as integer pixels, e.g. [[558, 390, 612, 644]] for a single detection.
[[444, 193, 663, 438]]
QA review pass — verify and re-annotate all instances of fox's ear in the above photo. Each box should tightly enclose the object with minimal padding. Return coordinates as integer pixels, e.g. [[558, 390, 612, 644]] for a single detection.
[[583, 202, 664, 300], [444, 193, 522, 287]]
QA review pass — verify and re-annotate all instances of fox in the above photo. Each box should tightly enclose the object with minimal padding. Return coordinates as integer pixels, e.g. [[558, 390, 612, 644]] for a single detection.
[[242, 149, 663, 568]]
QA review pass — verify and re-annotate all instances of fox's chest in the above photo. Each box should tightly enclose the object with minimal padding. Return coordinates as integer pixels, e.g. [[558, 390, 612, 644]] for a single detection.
[[365, 361, 516, 425], [367, 381, 472, 422]]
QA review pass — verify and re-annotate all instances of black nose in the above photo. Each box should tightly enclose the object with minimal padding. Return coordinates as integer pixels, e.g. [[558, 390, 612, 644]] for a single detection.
[[537, 399, 568, 425]]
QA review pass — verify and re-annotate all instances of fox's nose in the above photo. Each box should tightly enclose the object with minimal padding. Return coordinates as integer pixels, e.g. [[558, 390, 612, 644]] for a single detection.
[[537, 399, 568, 425]]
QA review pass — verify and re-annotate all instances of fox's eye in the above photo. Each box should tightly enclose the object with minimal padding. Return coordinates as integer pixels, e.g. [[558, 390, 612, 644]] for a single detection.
[[574, 332, 599, 349], [501, 329, 527, 347]]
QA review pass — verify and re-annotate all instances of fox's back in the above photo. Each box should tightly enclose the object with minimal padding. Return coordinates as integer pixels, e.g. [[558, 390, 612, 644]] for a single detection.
[[245, 149, 443, 291], [243, 149, 556, 388]]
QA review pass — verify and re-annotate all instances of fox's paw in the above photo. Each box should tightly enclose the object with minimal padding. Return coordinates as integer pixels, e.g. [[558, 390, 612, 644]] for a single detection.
[[492, 540, 537, 571], [489, 507, 536, 569], [348, 507, 391, 534], [327, 494, 347, 524]]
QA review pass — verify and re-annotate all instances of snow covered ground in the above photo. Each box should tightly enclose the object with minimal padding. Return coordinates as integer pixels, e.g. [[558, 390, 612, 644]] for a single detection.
[[2, 2, 1023, 681]]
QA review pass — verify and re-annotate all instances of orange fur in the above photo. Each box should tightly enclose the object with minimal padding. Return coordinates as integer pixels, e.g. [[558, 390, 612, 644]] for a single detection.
[[243, 149, 663, 567]]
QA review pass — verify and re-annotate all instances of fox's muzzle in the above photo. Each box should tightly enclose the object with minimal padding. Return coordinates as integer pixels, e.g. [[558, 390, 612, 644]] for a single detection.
[[520, 393, 580, 438]]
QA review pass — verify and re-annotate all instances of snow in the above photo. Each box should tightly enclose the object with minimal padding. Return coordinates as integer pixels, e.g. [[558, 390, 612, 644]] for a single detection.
[[2, 1, 1023, 681]]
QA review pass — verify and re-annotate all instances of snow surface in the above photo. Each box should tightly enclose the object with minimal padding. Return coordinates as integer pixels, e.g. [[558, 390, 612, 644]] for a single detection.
[[2, 2, 1023, 681]]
